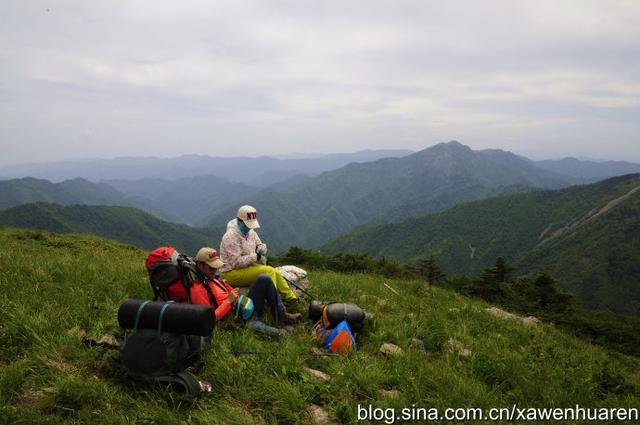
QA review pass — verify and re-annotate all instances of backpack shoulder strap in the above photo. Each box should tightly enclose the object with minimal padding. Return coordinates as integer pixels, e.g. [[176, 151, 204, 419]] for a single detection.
[[191, 267, 219, 309], [203, 278, 219, 309]]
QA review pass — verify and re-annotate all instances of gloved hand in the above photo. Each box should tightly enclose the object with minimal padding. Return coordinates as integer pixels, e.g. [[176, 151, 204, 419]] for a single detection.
[[256, 253, 268, 265], [255, 243, 268, 256]]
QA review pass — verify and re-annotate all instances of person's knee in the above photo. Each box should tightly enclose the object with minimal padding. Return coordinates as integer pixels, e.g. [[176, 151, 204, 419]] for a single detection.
[[255, 265, 278, 279], [255, 273, 274, 286]]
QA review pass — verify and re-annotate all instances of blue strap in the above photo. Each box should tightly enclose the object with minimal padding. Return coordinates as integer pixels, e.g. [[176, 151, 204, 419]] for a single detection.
[[133, 300, 151, 331], [157, 301, 175, 334]]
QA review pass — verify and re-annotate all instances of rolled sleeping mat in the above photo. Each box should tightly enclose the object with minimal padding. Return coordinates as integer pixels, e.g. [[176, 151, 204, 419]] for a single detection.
[[118, 299, 215, 337], [308, 301, 366, 332], [308, 300, 325, 322]]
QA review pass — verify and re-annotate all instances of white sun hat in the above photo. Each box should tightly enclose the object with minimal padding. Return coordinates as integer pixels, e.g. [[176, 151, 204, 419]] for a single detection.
[[237, 205, 260, 229]]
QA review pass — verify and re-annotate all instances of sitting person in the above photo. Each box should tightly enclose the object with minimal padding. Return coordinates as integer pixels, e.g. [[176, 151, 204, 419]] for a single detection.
[[219, 205, 297, 302], [170, 247, 299, 336]]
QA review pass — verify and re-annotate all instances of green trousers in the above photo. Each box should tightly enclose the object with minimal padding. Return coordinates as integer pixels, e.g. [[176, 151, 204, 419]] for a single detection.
[[222, 264, 297, 301]]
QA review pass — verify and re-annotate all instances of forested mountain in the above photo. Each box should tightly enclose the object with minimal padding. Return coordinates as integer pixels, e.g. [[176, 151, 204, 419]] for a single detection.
[[0, 203, 216, 254], [0, 177, 128, 209], [104, 175, 259, 226], [0, 149, 412, 185], [0, 177, 178, 222], [536, 157, 640, 182], [205, 141, 575, 252], [322, 174, 640, 315]]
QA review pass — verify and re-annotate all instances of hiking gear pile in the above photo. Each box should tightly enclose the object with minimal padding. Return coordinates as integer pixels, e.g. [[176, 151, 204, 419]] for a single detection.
[[309, 301, 367, 355], [118, 299, 214, 395]]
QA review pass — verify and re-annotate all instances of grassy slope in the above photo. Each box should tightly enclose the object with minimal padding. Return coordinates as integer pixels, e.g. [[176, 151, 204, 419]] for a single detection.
[[0, 203, 218, 256], [1, 227, 639, 424]]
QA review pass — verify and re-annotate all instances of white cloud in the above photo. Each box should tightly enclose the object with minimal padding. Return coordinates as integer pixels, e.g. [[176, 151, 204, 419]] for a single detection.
[[0, 0, 639, 164]]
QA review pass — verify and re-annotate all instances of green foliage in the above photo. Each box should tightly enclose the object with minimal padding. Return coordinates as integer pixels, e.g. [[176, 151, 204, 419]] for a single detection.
[[405, 256, 446, 285], [272, 246, 405, 278], [2, 227, 640, 422], [491, 256, 514, 283], [0, 203, 218, 255], [323, 173, 640, 316]]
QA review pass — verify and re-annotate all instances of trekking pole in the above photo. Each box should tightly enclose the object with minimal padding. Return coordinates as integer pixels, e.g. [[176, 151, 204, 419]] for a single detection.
[[232, 350, 337, 357], [282, 276, 316, 300]]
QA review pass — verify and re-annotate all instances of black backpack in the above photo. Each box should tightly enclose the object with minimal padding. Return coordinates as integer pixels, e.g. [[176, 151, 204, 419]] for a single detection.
[[120, 300, 207, 395]]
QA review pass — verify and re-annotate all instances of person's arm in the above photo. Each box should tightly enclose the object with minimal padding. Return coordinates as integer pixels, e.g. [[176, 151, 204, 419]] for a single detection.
[[221, 232, 257, 269], [214, 299, 233, 321], [254, 232, 268, 256]]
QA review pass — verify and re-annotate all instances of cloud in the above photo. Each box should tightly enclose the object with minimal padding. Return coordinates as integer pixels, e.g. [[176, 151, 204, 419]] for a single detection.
[[0, 0, 639, 165]]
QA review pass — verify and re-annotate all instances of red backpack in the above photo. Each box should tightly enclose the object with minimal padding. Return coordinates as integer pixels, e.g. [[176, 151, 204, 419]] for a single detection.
[[145, 247, 200, 302]]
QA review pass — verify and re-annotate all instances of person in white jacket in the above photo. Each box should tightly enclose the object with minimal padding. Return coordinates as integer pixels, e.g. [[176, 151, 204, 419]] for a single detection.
[[219, 205, 298, 303]]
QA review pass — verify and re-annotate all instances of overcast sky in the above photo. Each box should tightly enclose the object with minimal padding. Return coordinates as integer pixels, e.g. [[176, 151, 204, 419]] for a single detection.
[[1, 0, 639, 165]]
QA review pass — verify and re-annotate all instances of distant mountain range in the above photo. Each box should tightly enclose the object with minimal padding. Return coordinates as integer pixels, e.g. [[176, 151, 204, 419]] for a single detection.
[[0, 149, 413, 185], [535, 157, 640, 182], [3, 143, 640, 317], [322, 173, 640, 316], [104, 175, 259, 226], [205, 141, 576, 251], [0, 203, 215, 255]]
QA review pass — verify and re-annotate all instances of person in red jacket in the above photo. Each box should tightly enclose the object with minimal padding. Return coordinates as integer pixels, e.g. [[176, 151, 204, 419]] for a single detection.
[[189, 247, 300, 335]]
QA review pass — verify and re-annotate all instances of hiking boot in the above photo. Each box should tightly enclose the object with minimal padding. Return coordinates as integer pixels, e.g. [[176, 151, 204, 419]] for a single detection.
[[281, 311, 302, 325], [246, 319, 289, 337]]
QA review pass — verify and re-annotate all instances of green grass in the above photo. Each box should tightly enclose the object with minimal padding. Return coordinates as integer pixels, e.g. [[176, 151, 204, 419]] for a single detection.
[[1, 227, 640, 424]]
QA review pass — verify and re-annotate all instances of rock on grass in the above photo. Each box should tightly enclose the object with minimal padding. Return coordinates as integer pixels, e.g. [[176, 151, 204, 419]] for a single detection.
[[378, 389, 400, 398], [306, 368, 331, 382], [445, 338, 472, 357], [485, 307, 540, 327], [410, 338, 426, 352], [306, 404, 333, 425], [379, 343, 403, 356]]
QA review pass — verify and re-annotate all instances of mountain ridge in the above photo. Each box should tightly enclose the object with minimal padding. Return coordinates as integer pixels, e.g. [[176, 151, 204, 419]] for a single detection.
[[205, 141, 576, 251], [0, 149, 414, 185], [535, 157, 640, 182]]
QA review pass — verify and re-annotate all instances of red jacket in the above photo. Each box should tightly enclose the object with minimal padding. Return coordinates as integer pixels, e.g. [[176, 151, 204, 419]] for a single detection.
[[165, 275, 235, 321]]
